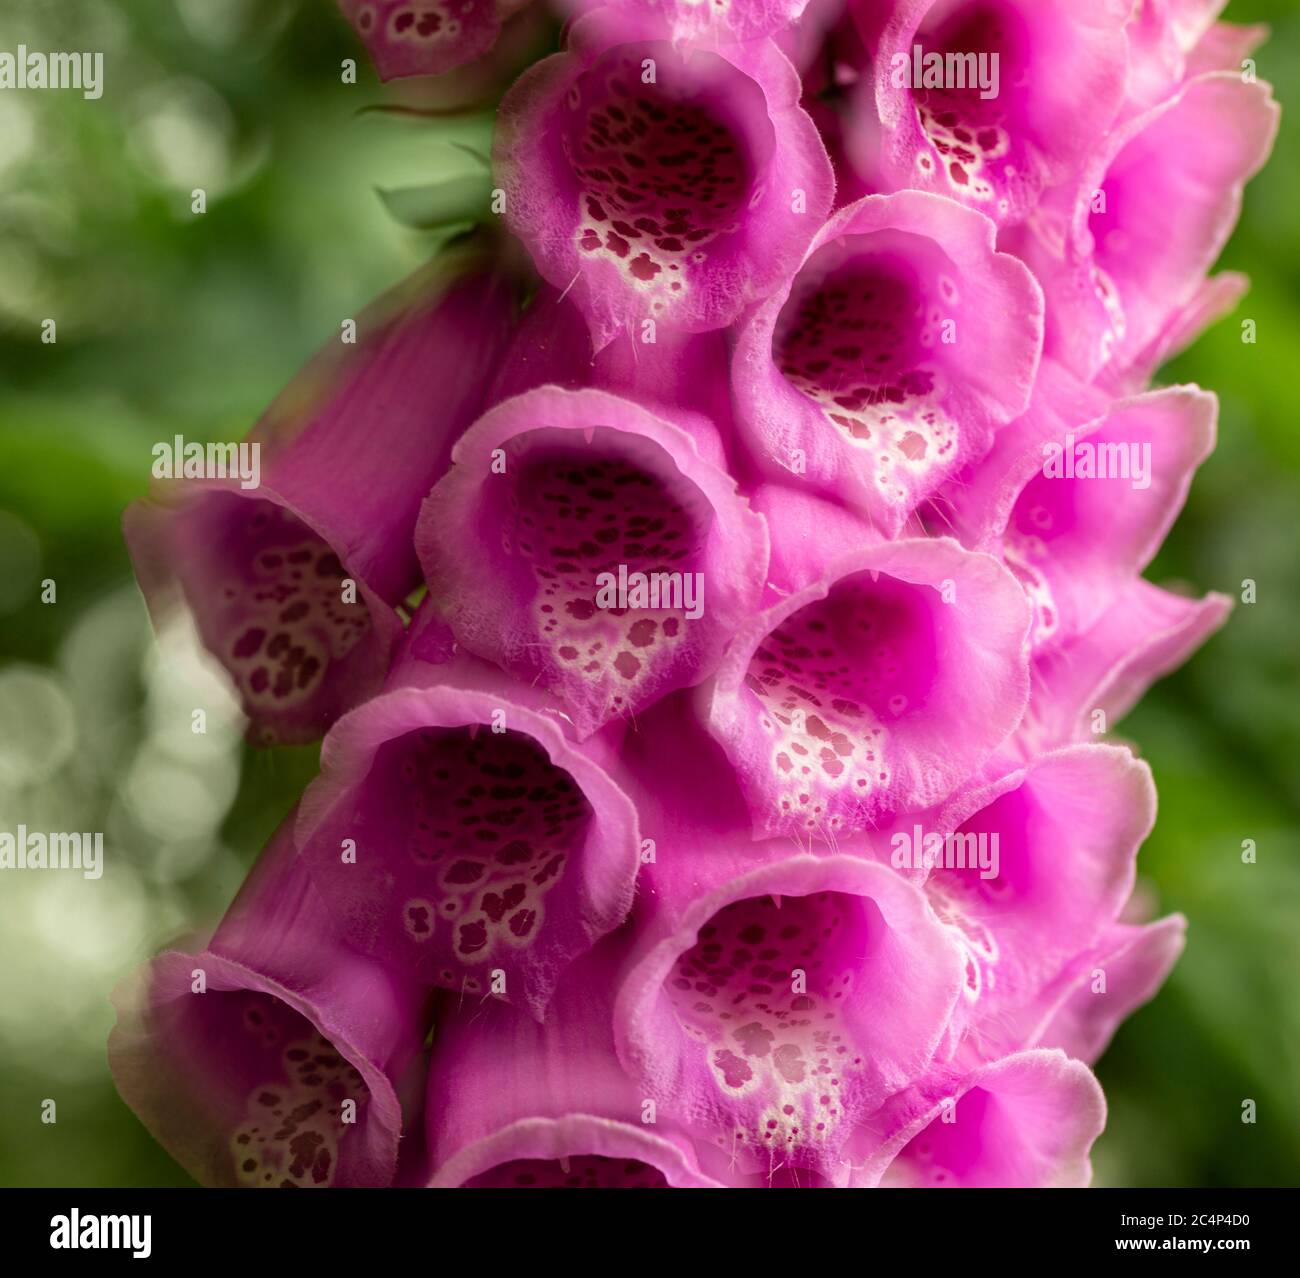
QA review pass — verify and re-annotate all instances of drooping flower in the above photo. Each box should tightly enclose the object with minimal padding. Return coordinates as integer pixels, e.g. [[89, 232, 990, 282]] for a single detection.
[[920, 743, 1156, 1061], [856, 0, 1131, 226], [125, 240, 518, 745], [1007, 71, 1278, 385], [730, 190, 1042, 532], [337, 0, 532, 79], [1021, 578, 1232, 751], [293, 628, 643, 1019], [613, 844, 966, 1185], [701, 536, 1031, 839], [933, 363, 1219, 649], [855, 1049, 1106, 1188], [416, 384, 769, 736], [494, 7, 834, 350], [108, 817, 428, 1188], [1032, 916, 1188, 1064]]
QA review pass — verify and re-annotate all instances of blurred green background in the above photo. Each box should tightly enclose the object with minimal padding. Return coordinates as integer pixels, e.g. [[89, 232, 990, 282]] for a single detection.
[[0, 0, 1295, 1187]]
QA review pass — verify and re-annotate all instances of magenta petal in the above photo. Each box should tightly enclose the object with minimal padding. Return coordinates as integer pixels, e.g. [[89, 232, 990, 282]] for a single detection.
[[614, 847, 965, 1184], [124, 248, 516, 744], [489, 286, 736, 433], [859, 1049, 1106, 1187], [426, 941, 723, 1187], [926, 744, 1155, 1058], [747, 480, 884, 597], [494, 9, 834, 350], [417, 385, 769, 736], [295, 662, 642, 1018], [1022, 579, 1231, 748], [1022, 71, 1278, 381], [703, 537, 1031, 839], [1033, 916, 1187, 1064], [864, 0, 1129, 226], [732, 191, 1042, 534], [337, 0, 525, 80], [586, 0, 813, 46], [1109, 271, 1249, 397], [940, 369, 1218, 648], [108, 819, 426, 1188]]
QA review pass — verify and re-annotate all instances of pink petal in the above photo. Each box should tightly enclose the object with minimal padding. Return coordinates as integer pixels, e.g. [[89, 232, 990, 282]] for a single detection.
[[426, 940, 723, 1187], [108, 818, 426, 1187], [1020, 71, 1278, 382], [1032, 916, 1187, 1063], [575, 0, 813, 46], [124, 249, 516, 744], [337, 0, 527, 80], [863, 0, 1130, 226], [938, 368, 1219, 648], [1021, 578, 1232, 748], [494, 9, 834, 350], [702, 537, 1031, 839], [294, 660, 642, 1019], [732, 191, 1042, 534], [417, 385, 769, 736], [926, 744, 1156, 1059], [858, 1049, 1106, 1187], [614, 846, 966, 1184]]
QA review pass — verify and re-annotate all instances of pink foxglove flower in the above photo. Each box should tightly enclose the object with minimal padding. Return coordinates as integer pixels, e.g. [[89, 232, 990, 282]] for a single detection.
[[108, 818, 427, 1187], [494, 8, 834, 350], [613, 843, 967, 1185], [857, 0, 1130, 226], [855, 1048, 1106, 1188], [337, 0, 532, 79], [112, 0, 1276, 1190], [416, 385, 769, 735], [935, 366, 1218, 649], [125, 243, 517, 744], [730, 190, 1042, 531], [1008, 72, 1277, 385], [293, 628, 643, 1019], [701, 537, 1031, 837]]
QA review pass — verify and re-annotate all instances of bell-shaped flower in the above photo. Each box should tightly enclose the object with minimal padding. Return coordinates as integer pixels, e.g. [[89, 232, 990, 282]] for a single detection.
[[1021, 578, 1231, 749], [1012, 71, 1278, 384], [417, 385, 769, 736], [731, 191, 1041, 533], [935, 363, 1218, 650], [294, 643, 643, 1019], [855, 1049, 1106, 1187], [857, 0, 1130, 226], [494, 7, 834, 350], [701, 536, 1031, 840], [336, 0, 531, 79], [920, 743, 1155, 1060], [124, 242, 517, 745], [108, 817, 428, 1187], [613, 841, 966, 1185]]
